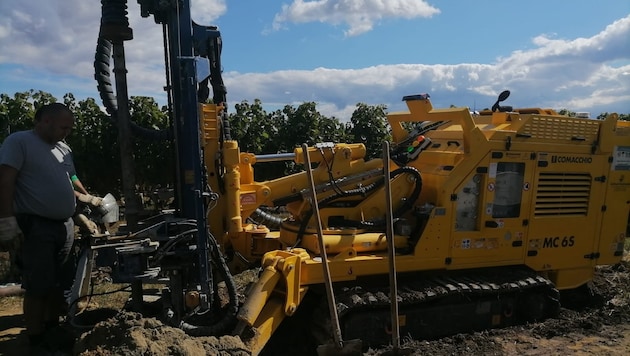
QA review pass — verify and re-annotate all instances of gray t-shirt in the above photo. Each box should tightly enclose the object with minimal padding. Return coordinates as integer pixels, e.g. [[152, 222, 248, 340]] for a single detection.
[[0, 130, 77, 219]]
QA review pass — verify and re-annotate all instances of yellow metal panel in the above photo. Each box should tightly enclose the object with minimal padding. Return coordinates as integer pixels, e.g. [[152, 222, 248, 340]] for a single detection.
[[548, 267, 595, 290], [449, 152, 532, 268], [525, 155, 608, 273], [597, 145, 630, 264]]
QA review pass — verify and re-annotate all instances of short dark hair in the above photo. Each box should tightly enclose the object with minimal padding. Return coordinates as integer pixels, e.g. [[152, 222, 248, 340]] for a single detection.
[[34, 103, 73, 122]]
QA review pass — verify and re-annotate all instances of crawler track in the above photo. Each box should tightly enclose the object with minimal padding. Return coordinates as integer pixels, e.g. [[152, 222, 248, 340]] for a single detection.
[[313, 266, 560, 349]]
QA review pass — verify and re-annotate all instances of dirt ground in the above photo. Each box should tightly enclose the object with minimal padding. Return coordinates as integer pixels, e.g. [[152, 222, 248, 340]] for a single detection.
[[1, 253, 629, 355]]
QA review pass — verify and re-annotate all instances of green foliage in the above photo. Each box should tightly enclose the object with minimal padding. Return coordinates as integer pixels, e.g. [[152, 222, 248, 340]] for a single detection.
[[228, 100, 357, 179], [0, 91, 173, 196], [559, 110, 629, 121], [348, 103, 390, 160], [128, 96, 174, 190], [64, 96, 121, 195], [1, 91, 37, 139], [229, 99, 280, 154], [557, 108, 576, 117], [597, 112, 630, 121]]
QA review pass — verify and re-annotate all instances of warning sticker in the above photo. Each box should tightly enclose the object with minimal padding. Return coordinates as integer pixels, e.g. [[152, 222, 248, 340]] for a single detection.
[[489, 162, 498, 178], [612, 146, 630, 171], [240, 193, 257, 205]]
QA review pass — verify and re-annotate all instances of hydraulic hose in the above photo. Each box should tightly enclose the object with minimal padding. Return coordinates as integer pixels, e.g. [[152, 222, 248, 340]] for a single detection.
[[179, 230, 239, 336], [297, 166, 423, 235], [358, 166, 423, 229], [294, 169, 388, 242], [96, 0, 171, 141], [249, 208, 284, 230]]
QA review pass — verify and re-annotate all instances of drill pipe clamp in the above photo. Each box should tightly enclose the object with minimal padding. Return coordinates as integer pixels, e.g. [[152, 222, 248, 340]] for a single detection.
[[261, 248, 310, 316]]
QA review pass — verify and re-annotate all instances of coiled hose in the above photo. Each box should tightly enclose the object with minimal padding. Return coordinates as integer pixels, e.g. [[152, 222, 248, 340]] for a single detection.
[[96, 0, 171, 141]]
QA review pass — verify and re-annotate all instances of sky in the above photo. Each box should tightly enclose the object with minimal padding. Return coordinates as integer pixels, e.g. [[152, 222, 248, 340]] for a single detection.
[[1, 0, 629, 121]]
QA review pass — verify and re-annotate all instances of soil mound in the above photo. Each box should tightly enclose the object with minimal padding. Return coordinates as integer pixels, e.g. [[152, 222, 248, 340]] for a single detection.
[[74, 311, 250, 356]]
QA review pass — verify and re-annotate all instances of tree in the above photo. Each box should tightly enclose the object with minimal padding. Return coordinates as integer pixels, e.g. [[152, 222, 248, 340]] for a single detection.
[[557, 109, 576, 117], [64, 95, 121, 195], [348, 103, 390, 160], [229, 99, 280, 154], [128, 96, 173, 190], [0, 91, 38, 140], [276, 102, 350, 175], [597, 112, 630, 121]]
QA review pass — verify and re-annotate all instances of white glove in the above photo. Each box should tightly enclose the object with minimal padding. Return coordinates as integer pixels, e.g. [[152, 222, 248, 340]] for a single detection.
[[0, 216, 20, 241], [0, 216, 21, 251], [73, 214, 99, 235], [78, 193, 103, 207]]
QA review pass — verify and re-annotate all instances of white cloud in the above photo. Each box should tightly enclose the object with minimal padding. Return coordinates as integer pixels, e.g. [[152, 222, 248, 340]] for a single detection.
[[190, 0, 227, 24], [272, 0, 440, 37], [228, 15, 630, 117], [0, 0, 225, 101]]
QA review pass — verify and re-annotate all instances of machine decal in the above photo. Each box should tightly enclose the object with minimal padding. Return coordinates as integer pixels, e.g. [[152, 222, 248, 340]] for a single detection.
[[550, 155, 592, 164], [240, 193, 257, 205], [542, 236, 575, 248], [457, 238, 498, 249], [489, 162, 497, 178], [487, 182, 495, 192], [523, 182, 530, 191], [612, 146, 630, 171]]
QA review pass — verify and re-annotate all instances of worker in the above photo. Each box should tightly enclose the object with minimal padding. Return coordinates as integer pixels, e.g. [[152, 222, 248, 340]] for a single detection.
[[0, 102, 81, 352]]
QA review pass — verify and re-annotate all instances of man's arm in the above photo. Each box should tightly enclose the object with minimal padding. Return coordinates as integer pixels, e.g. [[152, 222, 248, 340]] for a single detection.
[[0, 164, 18, 217], [73, 176, 103, 207], [72, 176, 89, 195]]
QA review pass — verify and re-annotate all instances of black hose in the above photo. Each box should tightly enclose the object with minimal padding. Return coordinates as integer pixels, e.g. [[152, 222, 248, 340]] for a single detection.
[[359, 166, 422, 229], [179, 230, 238, 336], [298, 166, 422, 233], [96, 0, 171, 141], [250, 208, 284, 230], [100, 0, 130, 29], [292, 169, 386, 242]]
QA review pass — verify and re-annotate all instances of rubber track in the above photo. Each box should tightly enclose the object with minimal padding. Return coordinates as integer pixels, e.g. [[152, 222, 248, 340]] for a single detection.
[[334, 267, 560, 319]]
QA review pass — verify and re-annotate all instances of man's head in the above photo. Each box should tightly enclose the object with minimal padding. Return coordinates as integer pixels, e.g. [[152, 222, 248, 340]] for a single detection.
[[33, 103, 75, 144]]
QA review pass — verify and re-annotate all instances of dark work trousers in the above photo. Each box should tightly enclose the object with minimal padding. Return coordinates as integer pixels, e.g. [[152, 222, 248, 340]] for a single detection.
[[16, 215, 74, 336]]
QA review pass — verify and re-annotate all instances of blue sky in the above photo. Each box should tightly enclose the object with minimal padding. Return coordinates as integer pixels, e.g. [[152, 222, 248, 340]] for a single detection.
[[1, 0, 629, 120]]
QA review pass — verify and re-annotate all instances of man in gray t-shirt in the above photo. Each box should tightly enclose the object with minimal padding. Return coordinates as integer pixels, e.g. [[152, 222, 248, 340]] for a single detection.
[[0, 103, 78, 352], [1, 130, 77, 219]]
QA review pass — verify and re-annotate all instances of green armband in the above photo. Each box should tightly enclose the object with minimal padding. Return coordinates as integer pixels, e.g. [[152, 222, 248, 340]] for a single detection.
[[71, 175, 79, 182]]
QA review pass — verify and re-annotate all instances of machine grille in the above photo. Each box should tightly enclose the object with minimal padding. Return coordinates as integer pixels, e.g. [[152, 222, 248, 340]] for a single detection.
[[522, 116, 599, 142], [534, 172, 591, 216]]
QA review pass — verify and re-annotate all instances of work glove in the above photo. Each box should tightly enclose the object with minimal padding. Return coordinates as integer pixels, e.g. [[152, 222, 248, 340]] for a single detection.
[[77, 193, 103, 207], [73, 213, 99, 235], [0, 216, 21, 252]]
